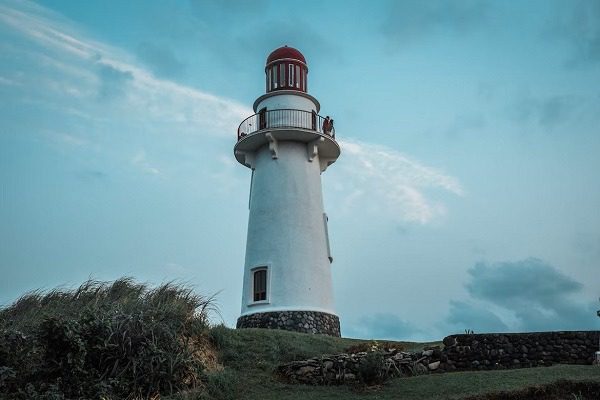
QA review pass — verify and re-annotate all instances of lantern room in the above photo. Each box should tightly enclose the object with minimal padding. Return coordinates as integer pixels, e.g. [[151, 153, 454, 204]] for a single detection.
[[265, 45, 308, 93]]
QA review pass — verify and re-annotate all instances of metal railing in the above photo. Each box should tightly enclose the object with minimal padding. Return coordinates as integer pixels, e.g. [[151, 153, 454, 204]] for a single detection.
[[237, 109, 336, 141]]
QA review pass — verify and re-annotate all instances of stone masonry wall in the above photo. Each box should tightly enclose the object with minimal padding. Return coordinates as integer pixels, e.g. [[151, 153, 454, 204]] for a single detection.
[[236, 310, 341, 337], [278, 331, 600, 385], [439, 331, 600, 371]]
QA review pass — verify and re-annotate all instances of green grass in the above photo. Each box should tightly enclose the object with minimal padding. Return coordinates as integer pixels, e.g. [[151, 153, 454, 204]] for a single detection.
[[209, 326, 436, 370], [195, 326, 600, 400]]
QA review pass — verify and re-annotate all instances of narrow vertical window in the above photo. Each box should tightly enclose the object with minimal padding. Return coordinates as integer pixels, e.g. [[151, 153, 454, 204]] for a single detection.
[[272, 65, 278, 89], [267, 68, 272, 91], [302, 69, 307, 91], [253, 269, 267, 301], [258, 107, 266, 130], [295, 65, 300, 88], [279, 63, 285, 87], [288, 63, 294, 87]]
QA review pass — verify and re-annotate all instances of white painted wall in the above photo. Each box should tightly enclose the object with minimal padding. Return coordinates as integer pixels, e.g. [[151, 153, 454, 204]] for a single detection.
[[255, 93, 318, 114], [240, 141, 336, 317]]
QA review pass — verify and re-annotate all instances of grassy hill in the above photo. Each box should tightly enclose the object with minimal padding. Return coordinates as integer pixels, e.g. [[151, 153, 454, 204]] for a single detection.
[[1, 279, 598, 399], [197, 327, 600, 400]]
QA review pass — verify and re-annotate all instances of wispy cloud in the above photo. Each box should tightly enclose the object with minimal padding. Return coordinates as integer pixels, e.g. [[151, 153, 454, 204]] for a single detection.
[[0, 0, 462, 226], [330, 138, 463, 224], [131, 150, 161, 176], [0, 0, 251, 138]]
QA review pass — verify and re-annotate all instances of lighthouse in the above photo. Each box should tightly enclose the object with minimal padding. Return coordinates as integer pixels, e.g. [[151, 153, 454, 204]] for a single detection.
[[234, 46, 341, 336]]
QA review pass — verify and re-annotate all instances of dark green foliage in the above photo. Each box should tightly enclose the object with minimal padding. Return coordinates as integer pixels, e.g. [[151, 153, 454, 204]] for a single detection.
[[357, 350, 387, 385], [0, 278, 216, 399]]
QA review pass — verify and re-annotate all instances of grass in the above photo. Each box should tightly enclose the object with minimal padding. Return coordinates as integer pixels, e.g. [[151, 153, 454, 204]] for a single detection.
[[193, 326, 600, 400], [0, 278, 217, 399]]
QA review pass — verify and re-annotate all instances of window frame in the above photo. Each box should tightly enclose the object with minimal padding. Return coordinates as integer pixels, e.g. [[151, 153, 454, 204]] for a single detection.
[[288, 63, 294, 87], [250, 266, 269, 304]]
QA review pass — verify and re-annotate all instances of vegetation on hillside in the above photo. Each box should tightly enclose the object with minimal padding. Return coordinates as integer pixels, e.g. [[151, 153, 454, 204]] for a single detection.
[[1, 278, 599, 400], [0, 278, 217, 399]]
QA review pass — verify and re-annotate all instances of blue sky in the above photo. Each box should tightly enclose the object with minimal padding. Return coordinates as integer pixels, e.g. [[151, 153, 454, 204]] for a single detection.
[[1, 0, 599, 340]]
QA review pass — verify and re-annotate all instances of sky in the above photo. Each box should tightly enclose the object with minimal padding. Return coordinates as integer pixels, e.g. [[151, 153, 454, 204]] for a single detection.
[[0, 0, 599, 341]]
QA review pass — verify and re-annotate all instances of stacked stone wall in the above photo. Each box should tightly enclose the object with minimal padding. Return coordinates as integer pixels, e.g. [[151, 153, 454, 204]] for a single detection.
[[278, 331, 600, 385], [439, 331, 599, 371], [236, 310, 340, 337]]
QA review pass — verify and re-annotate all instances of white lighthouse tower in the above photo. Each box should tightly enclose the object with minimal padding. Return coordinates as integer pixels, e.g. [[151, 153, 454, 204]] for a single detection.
[[234, 46, 341, 336]]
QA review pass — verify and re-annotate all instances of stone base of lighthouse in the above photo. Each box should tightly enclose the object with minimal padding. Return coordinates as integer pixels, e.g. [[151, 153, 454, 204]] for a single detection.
[[236, 311, 341, 337]]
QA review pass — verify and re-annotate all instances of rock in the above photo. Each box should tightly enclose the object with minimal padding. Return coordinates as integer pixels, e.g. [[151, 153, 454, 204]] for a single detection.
[[344, 373, 356, 381], [298, 366, 316, 375], [428, 361, 440, 371], [422, 349, 434, 357]]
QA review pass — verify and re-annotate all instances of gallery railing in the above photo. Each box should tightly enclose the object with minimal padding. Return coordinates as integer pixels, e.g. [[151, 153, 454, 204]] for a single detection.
[[237, 109, 335, 141]]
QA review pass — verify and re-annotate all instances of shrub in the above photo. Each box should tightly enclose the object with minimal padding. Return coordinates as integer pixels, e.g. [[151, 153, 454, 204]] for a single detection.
[[0, 278, 216, 399], [357, 351, 386, 385]]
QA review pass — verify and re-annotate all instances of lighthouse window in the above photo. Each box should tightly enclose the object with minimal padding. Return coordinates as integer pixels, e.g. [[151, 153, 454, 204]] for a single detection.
[[267, 68, 272, 91], [272, 65, 278, 89], [302, 69, 307, 91], [279, 63, 285, 87], [295, 65, 300, 88], [253, 269, 267, 302], [288, 64, 294, 87]]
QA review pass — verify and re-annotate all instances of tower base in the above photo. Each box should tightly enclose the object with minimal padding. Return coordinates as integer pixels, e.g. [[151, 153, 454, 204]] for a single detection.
[[236, 310, 341, 337]]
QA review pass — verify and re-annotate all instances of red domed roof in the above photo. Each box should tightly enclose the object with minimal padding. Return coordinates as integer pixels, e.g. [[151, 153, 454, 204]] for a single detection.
[[266, 46, 306, 65]]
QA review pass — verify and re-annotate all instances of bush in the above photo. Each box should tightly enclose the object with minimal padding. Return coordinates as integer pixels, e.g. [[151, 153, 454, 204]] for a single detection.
[[0, 278, 216, 399], [357, 351, 386, 385]]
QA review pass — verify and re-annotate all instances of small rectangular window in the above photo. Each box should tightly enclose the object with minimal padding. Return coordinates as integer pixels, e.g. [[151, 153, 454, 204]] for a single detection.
[[272, 66, 278, 89], [253, 269, 267, 301], [295, 65, 300, 88], [288, 64, 294, 87], [267, 68, 272, 91], [279, 64, 285, 87]]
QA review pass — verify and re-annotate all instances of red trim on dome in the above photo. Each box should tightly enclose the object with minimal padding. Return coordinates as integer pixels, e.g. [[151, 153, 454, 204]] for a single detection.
[[266, 46, 306, 66]]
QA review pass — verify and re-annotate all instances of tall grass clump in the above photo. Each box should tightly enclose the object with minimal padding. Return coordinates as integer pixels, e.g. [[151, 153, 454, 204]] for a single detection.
[[0, 278, 217, 399]]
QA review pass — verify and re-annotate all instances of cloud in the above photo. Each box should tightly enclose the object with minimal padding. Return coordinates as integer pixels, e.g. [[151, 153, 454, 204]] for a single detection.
[[546, 0, 600, 65], [345, 313, 423, 341], [445, 301, 509, 333], [96, 63, 133, 100], [466, 258, 582, 306], [329, 138, 463, 224], [509, 94, 581, 130], [449, 258, 600, 332], [0, 0, 251, 138], [131, 150, 161, 176], [382, 0, 488, 46], [136, 42, 185, 78]]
